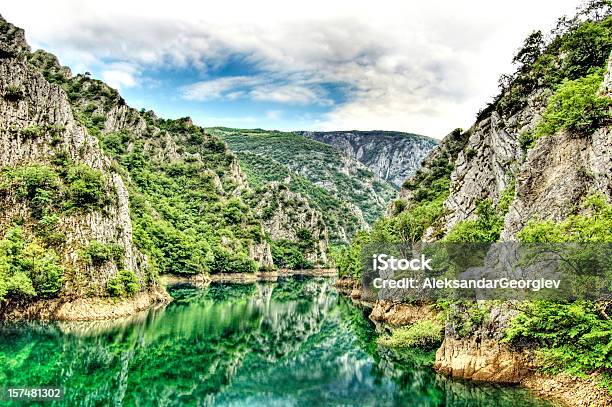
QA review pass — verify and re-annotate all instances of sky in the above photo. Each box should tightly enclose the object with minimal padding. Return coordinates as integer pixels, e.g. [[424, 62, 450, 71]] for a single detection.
[[1, 0, 582, 139]]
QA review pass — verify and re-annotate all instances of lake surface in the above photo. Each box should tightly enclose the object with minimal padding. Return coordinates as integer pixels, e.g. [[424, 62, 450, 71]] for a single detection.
[[0, 277, 555, 406]]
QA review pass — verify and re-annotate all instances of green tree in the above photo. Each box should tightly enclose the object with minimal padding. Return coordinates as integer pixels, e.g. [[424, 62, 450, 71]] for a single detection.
[[533, 69, 610, 141]]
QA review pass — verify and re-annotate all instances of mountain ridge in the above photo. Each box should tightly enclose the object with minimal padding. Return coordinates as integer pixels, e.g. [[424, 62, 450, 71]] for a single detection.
[[297, 130, 438, 188]]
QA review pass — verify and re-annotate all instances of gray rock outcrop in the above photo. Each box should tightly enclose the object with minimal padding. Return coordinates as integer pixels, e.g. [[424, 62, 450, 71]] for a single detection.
[[299, 130, 438, 188]]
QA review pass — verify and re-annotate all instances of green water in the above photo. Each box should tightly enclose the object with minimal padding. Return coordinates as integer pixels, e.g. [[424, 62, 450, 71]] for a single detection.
[[0, 277, 555, 406]]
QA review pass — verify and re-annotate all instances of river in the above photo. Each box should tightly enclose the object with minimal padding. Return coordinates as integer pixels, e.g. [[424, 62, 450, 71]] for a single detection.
[[0, 276, 556, 406]]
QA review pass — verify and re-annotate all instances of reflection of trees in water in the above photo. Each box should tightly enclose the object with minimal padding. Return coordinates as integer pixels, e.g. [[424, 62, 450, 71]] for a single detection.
[[0, 278, 338, 406], [0, 278, 554, 407]]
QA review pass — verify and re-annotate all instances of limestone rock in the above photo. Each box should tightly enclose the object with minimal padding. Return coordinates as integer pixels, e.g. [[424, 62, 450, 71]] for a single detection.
[[252, 183, 329, 265], [0, 15, 148, 295], [299, 130, 438, 188], [434, 337, 532, 383]]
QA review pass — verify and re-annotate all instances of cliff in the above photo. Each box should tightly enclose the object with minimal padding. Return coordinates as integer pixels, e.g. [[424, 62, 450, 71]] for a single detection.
[[338, 7, 612, 406], [0, 15, 339, 318], [0, 15, 154, 303], [299, 130, 438, 188], [217, 128, 394, 242], [248, 183, 329, 266]]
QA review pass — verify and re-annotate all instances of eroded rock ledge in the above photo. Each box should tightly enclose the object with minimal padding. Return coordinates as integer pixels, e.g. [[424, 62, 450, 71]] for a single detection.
[[0, 287, 171, 321], [434, 337, 531, 383], [334, 278, 612, 407], [369, 300, 436, 327], [435, 337, 612, 407]]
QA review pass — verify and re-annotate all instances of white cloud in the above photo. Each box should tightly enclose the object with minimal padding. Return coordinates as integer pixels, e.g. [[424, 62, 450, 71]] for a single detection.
[[181, 76, 256, 101], [265, 110, 283, 120], [250, 84, 331, 105], [100, 62, 139, 90], [1, 0, 583, 137], [181, 75, 332, 105]]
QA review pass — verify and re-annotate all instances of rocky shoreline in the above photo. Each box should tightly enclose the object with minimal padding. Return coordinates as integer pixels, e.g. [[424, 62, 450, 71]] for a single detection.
[[0, 286, 171, 321], [0, 269, 338, 321], [162, 268, 338, 285], [335, 277, 612, 407]]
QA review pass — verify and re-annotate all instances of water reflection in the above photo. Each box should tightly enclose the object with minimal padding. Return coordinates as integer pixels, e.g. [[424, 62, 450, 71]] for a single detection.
[[0, 277, 555, 406]]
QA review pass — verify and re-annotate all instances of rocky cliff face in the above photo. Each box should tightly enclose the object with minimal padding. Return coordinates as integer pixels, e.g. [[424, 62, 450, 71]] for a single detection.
[[299, 130, 438, 188], [501, 56, 612, 239], [378, 12, 612, 405], [399, 53, 612, 241], [0, 16, 149, 296], [251, 183, 329, 265], [218, 129, 394, 242], [1, 15, 355, 314], [433, 303, 528, 383], [26, 50, 276, 273], [420, 51, 612, 239]]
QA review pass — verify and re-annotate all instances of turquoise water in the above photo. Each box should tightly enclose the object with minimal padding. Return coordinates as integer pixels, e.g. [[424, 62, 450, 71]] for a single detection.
[[0, 277, 555, 406]]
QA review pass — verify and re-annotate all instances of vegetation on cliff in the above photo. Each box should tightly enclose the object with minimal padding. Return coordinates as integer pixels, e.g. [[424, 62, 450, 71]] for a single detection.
[[0, 227, 63, 301], [339, 1, 612, 392], [0, 13, 350, 307], [505, 193, 612, 389], [23, 51, 333, 279], [216, 128, 397, 242]]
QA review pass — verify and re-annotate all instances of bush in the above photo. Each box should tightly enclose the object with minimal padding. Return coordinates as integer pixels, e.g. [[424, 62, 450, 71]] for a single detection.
[[392, 196, 446, 243], [9, 165, 60, 218], [0, 227, 63, 300], [101, 131, 131, 155], [21, 241, 64, 298], [231, 253, 259, 274], [209, 246, 258, 274], [331, 231, 371, 278], [533, 69, 610, 141], [20, 125, 42, 138], [271, 240, 312, 269], [444, 199, 504, 243], [5, 271, 36, 298], [518, 193, 612, 243], [559, 18, 612, 80], [377, 319, 444, 349], [3, 84, 24, 101], [505, 301, 611, 386], [81, 241, 124, 266], [65, 164, 107, 210], [223, 198, 247, 224], [107, 269, 140, 297]]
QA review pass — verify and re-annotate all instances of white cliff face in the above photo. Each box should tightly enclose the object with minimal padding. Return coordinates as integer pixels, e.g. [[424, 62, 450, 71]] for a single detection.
[[299, 130, 438, 188], [422, 54, 612, 240], [0, 17, 147, 295], [442, 89, 549, 233], [501, 57, 612, 239]]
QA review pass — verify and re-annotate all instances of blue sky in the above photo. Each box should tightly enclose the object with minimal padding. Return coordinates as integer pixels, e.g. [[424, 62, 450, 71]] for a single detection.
[[3, 0, 580, 138]]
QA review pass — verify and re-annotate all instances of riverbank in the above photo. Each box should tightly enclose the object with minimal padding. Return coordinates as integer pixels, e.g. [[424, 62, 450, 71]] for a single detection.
[[0, 269, 338, 321], [161, 268, 338, 285], [0, 286, 171, 321], [334, 277, 612, 407]]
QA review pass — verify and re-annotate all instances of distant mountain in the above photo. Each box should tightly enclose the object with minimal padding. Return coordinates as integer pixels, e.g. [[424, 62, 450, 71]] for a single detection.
[[214, 128, 397, 243], [297, 130, 438, 188]]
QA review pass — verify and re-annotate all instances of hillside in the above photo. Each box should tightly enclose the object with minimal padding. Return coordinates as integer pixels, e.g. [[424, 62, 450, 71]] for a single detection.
[[336, 4, 612, 404], [0, 15, 329, 317], [214, 128, 398, 242], [298, 130, 437, 188]]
